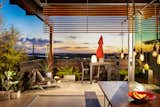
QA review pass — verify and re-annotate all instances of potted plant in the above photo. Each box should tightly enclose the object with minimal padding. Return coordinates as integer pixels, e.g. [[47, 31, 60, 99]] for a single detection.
[[40, 61, 52, 78], [56, 66, 81, 81], [119, 69, 128, 81], [0, 70, 20, 100]]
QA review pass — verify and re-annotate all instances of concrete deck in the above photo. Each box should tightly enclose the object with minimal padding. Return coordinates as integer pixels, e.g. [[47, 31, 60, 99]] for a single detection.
[[0, 81, 105, 107], [0, 81, 159, 107]]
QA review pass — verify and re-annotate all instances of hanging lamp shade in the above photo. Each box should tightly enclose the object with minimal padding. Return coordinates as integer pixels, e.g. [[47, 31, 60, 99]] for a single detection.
[[152, 44, 157, 57], [144, 63, 149, 71], [133, 48, 137, 56], [152, 5, 158, 57], [121, 49, 124, 59], [139, 49, 144, 61]]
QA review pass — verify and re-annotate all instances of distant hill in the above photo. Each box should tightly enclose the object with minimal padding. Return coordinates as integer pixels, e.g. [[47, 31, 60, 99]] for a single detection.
[[28, 52, 125, 60]]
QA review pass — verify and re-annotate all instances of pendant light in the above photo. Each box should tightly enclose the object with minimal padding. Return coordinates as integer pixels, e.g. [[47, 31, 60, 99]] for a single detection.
[[121, 49, 124, 59], [157, 1, 160, 64], [144, 53, 149, 71], [140, 49, 144, 61], [152, 44, 157, 57], [120, 21, 124, 59], [139, 13, 144, 61], [133, 47, 137, 56], [152, 5, 158, 57]]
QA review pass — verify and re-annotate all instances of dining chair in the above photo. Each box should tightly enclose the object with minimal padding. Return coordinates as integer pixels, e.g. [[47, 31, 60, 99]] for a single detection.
[[81, 62, 90, 82]]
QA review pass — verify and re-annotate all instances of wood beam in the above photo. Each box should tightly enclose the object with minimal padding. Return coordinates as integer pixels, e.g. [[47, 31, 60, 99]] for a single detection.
[[10, 0, 44, 21], [48, 26, 54, 77]]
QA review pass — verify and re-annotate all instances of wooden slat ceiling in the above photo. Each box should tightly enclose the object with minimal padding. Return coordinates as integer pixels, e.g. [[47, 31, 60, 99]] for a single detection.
[[10, 0, 160, 33], [42, 3, 159, 33], [10, 0, 160, 17], [43, 5, 128, 16], [43, 5, 159, 16]]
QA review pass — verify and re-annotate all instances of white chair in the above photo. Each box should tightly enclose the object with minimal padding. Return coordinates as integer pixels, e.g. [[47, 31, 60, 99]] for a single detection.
[[81, 62, 90, 82]]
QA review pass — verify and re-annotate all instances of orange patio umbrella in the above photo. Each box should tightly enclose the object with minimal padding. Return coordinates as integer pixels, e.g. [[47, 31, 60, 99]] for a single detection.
[[96, 35, 104, 58]]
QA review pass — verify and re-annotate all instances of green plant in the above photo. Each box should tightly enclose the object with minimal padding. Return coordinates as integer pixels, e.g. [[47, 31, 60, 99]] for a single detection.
[[56, 66, 81, 80], [0, 26, 27, 72], [56, 66, 73, 77], [0, 70, 19, 91], [0, 25, 27, 91], [74, 69, 81, 81], [40, 61, 50, 73], [119, 69, 128, 76]]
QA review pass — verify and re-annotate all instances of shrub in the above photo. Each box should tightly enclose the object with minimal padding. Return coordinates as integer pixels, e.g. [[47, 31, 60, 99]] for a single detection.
[[56, 66, 81, 80]]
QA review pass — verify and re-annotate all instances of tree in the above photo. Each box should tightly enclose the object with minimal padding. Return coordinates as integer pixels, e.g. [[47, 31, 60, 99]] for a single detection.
[[0, 25, 27, 72]]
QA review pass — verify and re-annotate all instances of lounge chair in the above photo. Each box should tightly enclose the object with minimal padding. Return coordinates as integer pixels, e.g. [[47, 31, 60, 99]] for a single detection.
[[29, 68, 56, 90]]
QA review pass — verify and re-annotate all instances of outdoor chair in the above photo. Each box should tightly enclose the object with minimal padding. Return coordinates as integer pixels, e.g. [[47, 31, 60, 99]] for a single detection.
[[81, 62, 90, 82], [29, 68, 56, 90]]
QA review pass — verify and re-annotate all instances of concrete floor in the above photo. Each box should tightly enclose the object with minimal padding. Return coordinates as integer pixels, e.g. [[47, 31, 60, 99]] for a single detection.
[[0, 81, 105, 107], [23, 81, 103, 96], [0, 81, 159, 107]]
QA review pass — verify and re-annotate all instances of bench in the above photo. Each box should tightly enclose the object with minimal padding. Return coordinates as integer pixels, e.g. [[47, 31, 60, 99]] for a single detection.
[[85, 91, 101, 107]]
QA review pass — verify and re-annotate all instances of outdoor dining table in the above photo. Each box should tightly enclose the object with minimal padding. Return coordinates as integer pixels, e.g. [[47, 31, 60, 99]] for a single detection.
[[90, 62, 109, 84], [98, 81, 160, 107]]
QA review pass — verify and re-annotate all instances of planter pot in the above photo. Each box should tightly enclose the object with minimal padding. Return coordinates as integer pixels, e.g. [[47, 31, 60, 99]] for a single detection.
[[120, 75, 125, 81], [64, 75, 75, 81], [120, 75, 128, 81], [46, 72, 52, 78], [99, 58, 104, 62], [0, 91, 12, 100], [11, 90, 21, 99]]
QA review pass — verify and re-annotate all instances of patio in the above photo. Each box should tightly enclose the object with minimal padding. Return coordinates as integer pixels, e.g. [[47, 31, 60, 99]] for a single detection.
[[0, 81, 104, 107], [0, 0, 160, 107], [0, 81, 160, 107]]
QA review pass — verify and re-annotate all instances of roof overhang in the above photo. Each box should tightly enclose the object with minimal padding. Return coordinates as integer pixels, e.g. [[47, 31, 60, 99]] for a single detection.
[[10, 0, 159, 18], [10, 0, 44, 21]]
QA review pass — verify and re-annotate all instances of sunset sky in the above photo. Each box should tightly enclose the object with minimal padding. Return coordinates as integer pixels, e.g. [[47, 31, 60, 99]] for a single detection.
[[0, 0, 156, 54]]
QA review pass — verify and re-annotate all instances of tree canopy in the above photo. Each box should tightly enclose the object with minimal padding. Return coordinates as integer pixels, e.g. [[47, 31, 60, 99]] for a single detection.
[[0, 25, 27, 72]]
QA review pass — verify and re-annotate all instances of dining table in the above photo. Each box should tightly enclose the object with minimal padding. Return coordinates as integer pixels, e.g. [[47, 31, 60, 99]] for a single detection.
[[98, 81, 160, 107]]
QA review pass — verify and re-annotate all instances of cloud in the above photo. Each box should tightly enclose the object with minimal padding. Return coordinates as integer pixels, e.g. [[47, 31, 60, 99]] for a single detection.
[[19, 37, 49, 45], [82, 42, 89, 45], [54, 46, 70, 50], [73, 46, 88, 49], [54, 40, 63, 43], [68, 35, 77, 39], [17, 37, 50, 53]]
